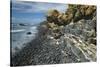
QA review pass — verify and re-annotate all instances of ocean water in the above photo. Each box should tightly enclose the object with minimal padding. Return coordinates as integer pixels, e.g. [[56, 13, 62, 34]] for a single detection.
[[11, 23, 38, 55]]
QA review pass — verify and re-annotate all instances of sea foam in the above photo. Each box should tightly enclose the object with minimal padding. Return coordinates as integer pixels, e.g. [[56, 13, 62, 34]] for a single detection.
[[11, 29, 25, 33]]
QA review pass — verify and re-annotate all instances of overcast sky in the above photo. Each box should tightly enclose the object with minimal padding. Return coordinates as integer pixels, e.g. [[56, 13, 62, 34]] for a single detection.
[[11, 0, 67, 24]]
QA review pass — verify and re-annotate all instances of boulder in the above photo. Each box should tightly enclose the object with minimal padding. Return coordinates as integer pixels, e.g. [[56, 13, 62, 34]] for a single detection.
[[27, 32, 32, 35], [19, 23, 26, 26]]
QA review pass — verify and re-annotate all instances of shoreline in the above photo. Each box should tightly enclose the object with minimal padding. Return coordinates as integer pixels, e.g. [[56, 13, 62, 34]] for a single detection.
[[11, 18, 96, 66], [11, 25, 38, 56]]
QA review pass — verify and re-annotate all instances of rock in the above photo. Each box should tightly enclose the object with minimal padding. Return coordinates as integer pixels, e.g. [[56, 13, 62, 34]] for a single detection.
[[85, 6, 96, 16], [53, 33, 62, 39], [56, 41, 59, 45], [46, 16, 58, 23], [47, 23, 56, 28], [19, 23, 26, 26], [88, 38, 96, 45], [58, 13, 67, 25], [80, 6, 85, 16], [47, 9, 60, 17], [64, 12, 73, 24], [27, 32, 32, 35], [73, 10, 82, 22], [65, 4, 96, 22], [46, 9, 60, 25]]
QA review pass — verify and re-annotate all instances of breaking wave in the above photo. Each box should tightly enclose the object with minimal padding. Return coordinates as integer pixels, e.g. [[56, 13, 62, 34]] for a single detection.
[[11, 29, 25, 33]]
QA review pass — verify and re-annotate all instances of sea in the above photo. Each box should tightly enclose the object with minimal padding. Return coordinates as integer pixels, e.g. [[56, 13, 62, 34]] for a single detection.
[[11, 23, 38, 55]]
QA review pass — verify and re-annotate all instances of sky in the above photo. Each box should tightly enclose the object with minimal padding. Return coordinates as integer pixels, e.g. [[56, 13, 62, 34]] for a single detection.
[[11, 0, 67, 24]]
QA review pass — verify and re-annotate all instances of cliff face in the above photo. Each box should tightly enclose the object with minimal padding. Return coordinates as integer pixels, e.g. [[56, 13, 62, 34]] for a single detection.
[[11, 4, 97, 66], [40, 4, 96, 62]]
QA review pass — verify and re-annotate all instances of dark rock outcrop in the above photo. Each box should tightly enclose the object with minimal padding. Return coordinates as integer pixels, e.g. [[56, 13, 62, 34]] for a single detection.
[[27, 32, 32, 35], [19, 23, 27, 26]]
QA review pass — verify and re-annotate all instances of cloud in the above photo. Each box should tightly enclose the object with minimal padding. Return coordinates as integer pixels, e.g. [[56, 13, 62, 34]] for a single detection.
[[11, 1, 67, 13], [11, 1, 68, 24]]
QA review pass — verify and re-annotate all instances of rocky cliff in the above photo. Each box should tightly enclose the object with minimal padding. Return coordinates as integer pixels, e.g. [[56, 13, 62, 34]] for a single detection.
[[11, 4, 97, 66]]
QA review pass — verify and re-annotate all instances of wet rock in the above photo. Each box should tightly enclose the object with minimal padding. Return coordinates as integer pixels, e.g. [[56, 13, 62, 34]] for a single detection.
[[27, 32, 32, 35], [19, 23, 26, 26]]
